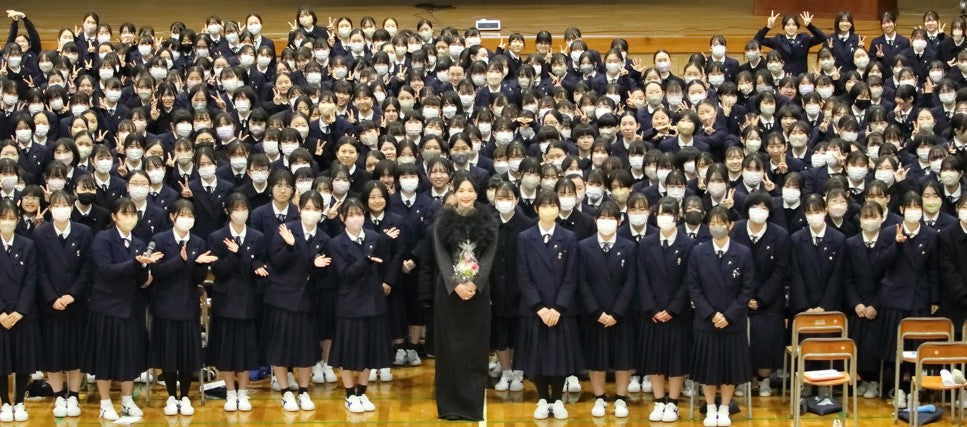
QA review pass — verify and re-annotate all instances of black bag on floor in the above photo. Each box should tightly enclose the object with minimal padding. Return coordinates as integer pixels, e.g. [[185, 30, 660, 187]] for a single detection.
[[800, 395, 842, 415], [897, 407, 946, 425]]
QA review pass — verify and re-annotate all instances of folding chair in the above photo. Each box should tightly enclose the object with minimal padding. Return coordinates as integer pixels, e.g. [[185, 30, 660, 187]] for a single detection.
[[782, 311, 848, 415], [198, 284, 212, 404], [791, 338, 858, 427], [909, 342, 967, 426], [892, 317, 953, 421]]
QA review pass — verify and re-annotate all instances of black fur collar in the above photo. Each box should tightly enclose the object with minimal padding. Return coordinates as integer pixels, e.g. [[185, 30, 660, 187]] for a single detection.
[[438, 206, 497, 256]]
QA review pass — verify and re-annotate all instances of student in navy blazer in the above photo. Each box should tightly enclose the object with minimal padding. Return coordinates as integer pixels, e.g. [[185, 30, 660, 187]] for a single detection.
[[206, 193, 267, 412], [732, 192, 790, 394], [361, 182, 407, 355], [0, 200, 41, 418], [753, 12, 827, 76], [127, 171, 169, 243], [263, 191, 331, 410], [327, 197, 393, 412], [844, 202, 893, 389], [636, 197, 695, 422], [187, 147, 234, 238], [147, 199, 216, 414], [34, 191, 94, 415], [82, 198, 162, 421], [576, 201, 636, 416], [937, 197, 967, 336], [248, 169, 300, 236], [789, 195, 847, 314], [871, 12, 911, 65], [514, 190, 583, 419], [876, 191, 940, 365], [685, 205, 755, 426]]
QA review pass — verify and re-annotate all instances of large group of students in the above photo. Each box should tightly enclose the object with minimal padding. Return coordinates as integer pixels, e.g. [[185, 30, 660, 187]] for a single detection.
[[1, 4, 967, 425]]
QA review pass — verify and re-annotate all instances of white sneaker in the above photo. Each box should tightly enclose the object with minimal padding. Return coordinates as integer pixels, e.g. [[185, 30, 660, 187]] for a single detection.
[[510, 371, 524, 392], [716, 404, 731, 426], [323, 364, 337, 383], [66, 396, 81, 417], [135, 370, 153, 383], [591, 398, 606, 417], [53, 396, 67, 417], [614, 398, 629, 418], [237, 390, 252, 412], [287, 372, 297, 390], [683, 379, 696, 397], [864, 381, 879, 399], [164, 396, 180, 416], [734, 386, 745, 397], [120, 399, 143, 417], [369, 369, 378, 382], [405, 349, 422, 366], [298, 392, 314, 411], [533, 399, 549, 419], [495, 371, 512, 391], [551, 399, 568, 419], [345, 395, 364, 413], [179, 396, 194, 416], [98, 402, 118, 421], [703, 405, 717, 427], [564, 375, 581, 393], [759, 377, 773, 397], [895, 388, 907, 409], [662, 402, 678, 422], [489, 358, 502, 378], [628, 375, 642, 393], [641, 375, 653, 393], [271, 375, 282, 391], [312, 361, 326, 384], [379, 367, 393, 382], [11, 403, 25, 422], [281, 391, 299, 412], [224, 390, 238, 412], [649, 401, 666, 421], [393, 349, 407, 366], [358, 394, 376, 412]]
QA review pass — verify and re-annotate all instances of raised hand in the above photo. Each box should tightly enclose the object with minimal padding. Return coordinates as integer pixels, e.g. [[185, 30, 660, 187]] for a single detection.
[[895, 223, 908, 243], [178, 179, 193, 198], [195, 250, 218, 264], [800, 11, 814, 27], [314, 254, 331, 268], [223, 237, 239, 253], [279, 224, 295, 246], [766, 10, 779, 28], [384, 226, 400, 239]]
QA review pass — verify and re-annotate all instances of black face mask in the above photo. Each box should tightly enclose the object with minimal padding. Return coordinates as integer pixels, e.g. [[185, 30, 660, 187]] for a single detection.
[[684, 211, 704, 226], [854, 99, 871, 110], [77, 193, 96, 205]]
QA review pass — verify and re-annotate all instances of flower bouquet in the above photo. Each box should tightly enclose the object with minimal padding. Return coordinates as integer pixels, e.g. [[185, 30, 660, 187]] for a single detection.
[[453, 241, 479, 284]]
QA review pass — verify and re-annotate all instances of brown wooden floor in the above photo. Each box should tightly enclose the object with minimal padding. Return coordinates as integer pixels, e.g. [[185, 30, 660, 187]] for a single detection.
[[4, 359, 961, 426]]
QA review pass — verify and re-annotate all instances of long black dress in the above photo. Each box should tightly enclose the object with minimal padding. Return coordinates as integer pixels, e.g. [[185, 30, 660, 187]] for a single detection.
[[432, 207, 498, 421]]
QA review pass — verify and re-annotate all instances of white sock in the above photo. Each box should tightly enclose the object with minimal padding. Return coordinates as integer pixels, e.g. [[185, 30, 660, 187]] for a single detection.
[[120, 395, 135, 405], [238, 389, 248, 397], [100, 399, 113, 408]]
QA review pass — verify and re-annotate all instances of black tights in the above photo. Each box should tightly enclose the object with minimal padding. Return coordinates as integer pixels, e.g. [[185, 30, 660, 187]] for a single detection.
[[161, 371, 193, 399], [0, 374, 28, 404], [533, 376, 565, 402]]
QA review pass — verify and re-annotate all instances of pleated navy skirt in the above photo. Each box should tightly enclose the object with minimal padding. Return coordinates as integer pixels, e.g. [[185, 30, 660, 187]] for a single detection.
[[490, 315, 518, 351], [690, 329, 752, 386], [877, 307, 930, 362], [81, 311, 147, 381], [513, 316, 584, 376], [149, 318, 202, 372], [639, 315, 692, 377], [261, 305, 319, 368], [582, 316, 636, 371], [316, 289, 337, 341], [749, 312, 784, 370], [0, 318, 40, 376], [848, 314, 881, 374], [207, 316, 259, 372], [41, 311, 86, 372], [329, 316, 392, 371], [386, 288, 408, 340]]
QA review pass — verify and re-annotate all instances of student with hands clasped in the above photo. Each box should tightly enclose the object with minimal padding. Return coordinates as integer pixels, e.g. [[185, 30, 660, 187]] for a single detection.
[[147, 199, 218, 416], [686, 205, 755, 427]]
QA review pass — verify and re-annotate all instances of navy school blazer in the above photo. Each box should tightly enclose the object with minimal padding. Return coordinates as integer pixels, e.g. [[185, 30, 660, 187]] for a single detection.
[[879, 225, 939, 311], [33, 221, 94, 315], [516, 225, 578, 317], [732, 221, 790, 314], [637, 230, 695, 317], [327, 229, 390, 318], [0, 235, 37, 320], [88, 228, 150, 319], [789, 226, 847, 313], [148, 230, 209, 320], [685, 239, 756, 332], [264, 220, 330, 313], [364, 212, 407, 288], [207, 225, 266, 320], [187, 178, 234, 238], [132, 203, 168, 243], [843, 230, 893, 310], [576, 236, 636, 320], [248, 202, 300, 236]]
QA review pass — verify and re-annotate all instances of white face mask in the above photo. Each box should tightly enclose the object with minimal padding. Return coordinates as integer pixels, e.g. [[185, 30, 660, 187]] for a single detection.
[[748, 206, 769, 224], [174, 216, 195, 232], [596, 218, 618, 235], [656, 214, 676, 231], [806, 213, 826, 228], [198, 165, 216, 179], [495, 200, 515, 214]]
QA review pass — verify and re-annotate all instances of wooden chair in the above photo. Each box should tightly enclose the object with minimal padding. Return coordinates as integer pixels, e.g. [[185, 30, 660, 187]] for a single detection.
[[892, 317, 954, 420], [791, 338, 858, 427], [782, 311, 848, 414], [909, 342, 967, 426]]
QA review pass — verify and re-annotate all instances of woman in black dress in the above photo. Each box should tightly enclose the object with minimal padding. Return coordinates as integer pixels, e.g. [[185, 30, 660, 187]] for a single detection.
[[432, 171, 498, 421]]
